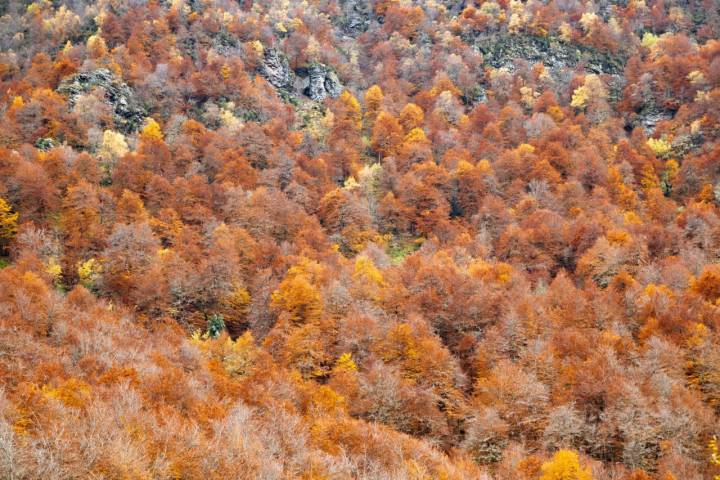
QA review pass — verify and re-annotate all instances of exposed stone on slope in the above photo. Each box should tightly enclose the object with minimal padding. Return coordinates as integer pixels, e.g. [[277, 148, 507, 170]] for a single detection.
[[633, 108, 675, 132], [669, 131, 705, 159], [338, 0, 372, 36], [57, 69, 146, 133], [625, 95, 676, 133], [324, 70, 343, 98], [261, 52, 344, 102], [475, 34, 626, 76], [301, 63, 343, 101], [462, 85, 487, 105], [261, 48, 294, 92]]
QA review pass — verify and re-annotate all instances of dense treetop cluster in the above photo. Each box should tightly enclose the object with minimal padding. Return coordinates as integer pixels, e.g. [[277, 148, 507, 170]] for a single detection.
[[1, 0, 720, 478]]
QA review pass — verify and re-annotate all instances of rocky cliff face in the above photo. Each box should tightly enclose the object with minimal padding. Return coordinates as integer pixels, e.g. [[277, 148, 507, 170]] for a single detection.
[[261, 49, 343, 102], [57, 69, 146, 133], [476, 34, 626, 76], [260, 48, 294, 92], [337, 0, 372, 36], [632, 108, 675, 132], [302, 64, 343, 101]]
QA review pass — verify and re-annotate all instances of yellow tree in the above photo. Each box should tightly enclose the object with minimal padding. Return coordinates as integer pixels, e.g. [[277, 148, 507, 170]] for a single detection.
[[399, 103, 424, 132], [140, 118, 164, 142], [352, 255, 386, 300], [711, 436, 720, 480], [540, 450, 593, 480], [271, 259, 324, 324], [77, 258, 102, 289], [329, 352, 359, 404], [98, 129, 129, 176], [570, 74, 607, 111], [364, 85, 384, 124], [221, 283, 252, 336], [336, 90, 362, 131], [0, 197, 18, 242], [86, 34, 108, 59]]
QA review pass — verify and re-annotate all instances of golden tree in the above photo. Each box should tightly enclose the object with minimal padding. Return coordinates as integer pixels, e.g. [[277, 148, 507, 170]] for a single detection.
[[140, 118, 164, 142], [221, 283, 252, 336], [399, 103, 424, 132], [364, 85, 384, 123], [271, 259, 324, 324], [540, 450, 593, 480], [711, 436, 720, 480], [0, 197, 18, 242]]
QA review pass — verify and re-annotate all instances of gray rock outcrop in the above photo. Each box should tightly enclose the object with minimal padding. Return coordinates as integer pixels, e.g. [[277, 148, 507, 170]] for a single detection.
[[303, 64, 343, 101], [338, 0, 372, 36], [669, 132, 704, 159], [475, 34, 626, 76], [634, 108, 674, 132], [260, 49, 344, 102], [261, 48, 294, 92], [57, 69, 146, 133]]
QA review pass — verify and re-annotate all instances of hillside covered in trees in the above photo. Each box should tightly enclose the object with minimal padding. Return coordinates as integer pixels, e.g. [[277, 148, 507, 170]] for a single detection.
[[1, 0, 720, 478]]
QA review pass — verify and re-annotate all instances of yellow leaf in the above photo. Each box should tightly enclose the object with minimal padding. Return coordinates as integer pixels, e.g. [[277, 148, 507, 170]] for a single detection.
[[647, 137, 672, 157], [141, 118, 163, 141], [0, 197, 19, 240], [540, 450, 594, 480], [333, 352, 357, 373]]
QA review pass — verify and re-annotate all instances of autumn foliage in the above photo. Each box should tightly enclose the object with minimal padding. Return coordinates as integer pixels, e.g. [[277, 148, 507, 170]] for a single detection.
[[0, 0, 719, 478]]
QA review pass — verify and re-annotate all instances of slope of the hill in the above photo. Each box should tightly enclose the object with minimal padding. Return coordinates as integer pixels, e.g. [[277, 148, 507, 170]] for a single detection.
[[1, 0, 720, 479]]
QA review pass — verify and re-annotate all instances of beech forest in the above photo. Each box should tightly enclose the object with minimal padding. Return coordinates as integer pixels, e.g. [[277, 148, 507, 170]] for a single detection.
[[0, 0, 720, 478]]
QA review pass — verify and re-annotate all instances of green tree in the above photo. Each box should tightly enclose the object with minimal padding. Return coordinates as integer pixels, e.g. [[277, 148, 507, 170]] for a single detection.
[[207, 314, 226, 338]]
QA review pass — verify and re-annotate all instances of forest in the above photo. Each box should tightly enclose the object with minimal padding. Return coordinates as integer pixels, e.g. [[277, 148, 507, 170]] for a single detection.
[[0, 0, 720, 478]]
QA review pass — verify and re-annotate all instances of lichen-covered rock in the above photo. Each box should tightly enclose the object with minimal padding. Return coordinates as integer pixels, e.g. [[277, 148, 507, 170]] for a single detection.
[[634, 108, 675, 132], [606, 75, 626, 104], [303, 64, 343, 101], [338, 0, 372, 36], [462, 85, 487, 105], [324, 70, 343, 98], [57, 69, 146, 133], [669, 132, 705, 159], [475, 34, 626, 76], [626, 95, 675, 133], [261, 48, 294, 92]]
